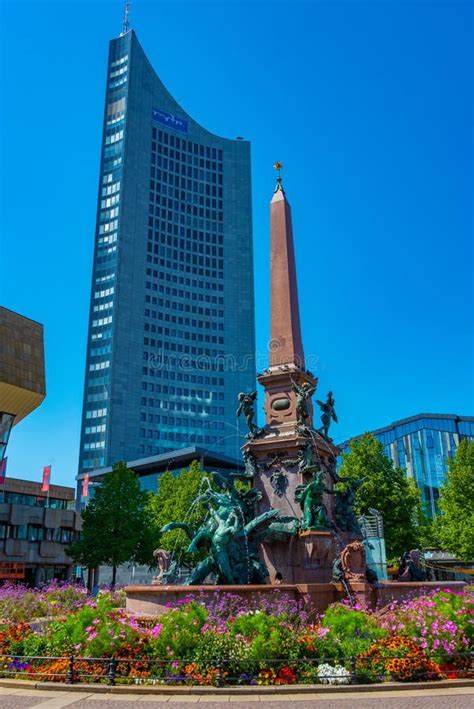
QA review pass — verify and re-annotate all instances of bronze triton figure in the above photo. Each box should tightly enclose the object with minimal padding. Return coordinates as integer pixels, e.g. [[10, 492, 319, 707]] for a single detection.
[[294, 471, 331, 531]]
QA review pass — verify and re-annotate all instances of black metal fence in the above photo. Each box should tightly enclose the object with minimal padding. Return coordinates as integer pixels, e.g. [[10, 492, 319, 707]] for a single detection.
[[0, 652, 472, 686]]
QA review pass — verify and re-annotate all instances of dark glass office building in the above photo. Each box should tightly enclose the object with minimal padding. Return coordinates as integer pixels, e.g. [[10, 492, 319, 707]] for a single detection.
[[78, 30, 255, 478], [341, 413, 474, 518]]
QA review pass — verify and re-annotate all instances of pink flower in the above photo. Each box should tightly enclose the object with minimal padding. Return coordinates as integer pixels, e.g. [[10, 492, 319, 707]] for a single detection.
[[152, 623, 163, 637]]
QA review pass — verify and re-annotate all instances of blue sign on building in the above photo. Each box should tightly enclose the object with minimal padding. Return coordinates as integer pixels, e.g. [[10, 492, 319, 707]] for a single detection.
[[152, 107, 188, 134]]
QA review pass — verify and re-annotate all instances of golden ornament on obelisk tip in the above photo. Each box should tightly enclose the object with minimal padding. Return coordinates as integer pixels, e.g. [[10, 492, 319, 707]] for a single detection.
[[273, 161, 283, 176]]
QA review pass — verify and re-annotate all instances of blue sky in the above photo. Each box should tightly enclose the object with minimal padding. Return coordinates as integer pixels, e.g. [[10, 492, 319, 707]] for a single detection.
[[1, 0, 472, 488]]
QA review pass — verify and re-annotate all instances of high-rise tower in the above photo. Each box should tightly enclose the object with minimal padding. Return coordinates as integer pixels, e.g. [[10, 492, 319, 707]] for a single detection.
[[78, 29, 255, 478]]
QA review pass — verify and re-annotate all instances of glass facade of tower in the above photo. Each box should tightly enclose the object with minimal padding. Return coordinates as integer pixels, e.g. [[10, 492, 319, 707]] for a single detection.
[[342, 414, 474, 518], [79, 31, 255, 477]]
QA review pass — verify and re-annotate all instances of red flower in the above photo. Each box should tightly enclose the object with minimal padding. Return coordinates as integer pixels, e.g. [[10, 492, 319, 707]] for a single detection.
[[275, 666, 296, 684]]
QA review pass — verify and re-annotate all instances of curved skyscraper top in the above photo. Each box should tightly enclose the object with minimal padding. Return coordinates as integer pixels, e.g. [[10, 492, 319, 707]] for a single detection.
[[78, 30, 255, 477]]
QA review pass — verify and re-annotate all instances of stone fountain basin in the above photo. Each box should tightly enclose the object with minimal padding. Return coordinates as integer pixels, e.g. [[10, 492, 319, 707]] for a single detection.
[[124, 580, 466, 616]]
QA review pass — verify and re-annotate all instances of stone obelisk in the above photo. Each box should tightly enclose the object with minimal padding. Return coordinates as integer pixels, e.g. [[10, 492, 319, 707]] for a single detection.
[[269, 174, 305, 370], [243, 167, 339, 583]]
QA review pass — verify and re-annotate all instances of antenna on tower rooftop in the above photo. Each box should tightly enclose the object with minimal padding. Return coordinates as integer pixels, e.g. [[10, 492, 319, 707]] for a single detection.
[[121, 1, 130, 35]]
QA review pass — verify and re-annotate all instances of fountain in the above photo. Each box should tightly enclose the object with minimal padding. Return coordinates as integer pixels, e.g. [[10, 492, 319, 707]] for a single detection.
[[125, 168, 464, 615]]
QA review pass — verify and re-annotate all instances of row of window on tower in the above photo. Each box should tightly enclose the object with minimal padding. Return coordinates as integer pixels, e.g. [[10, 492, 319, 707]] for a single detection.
[[81, 52, 129, 466], [137, 185, 232, 444], [153, 127, 222, 159]]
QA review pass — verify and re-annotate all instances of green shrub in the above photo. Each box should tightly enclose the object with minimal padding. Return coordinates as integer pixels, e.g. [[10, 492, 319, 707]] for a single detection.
[[229, 611, 301, 663], [16, 631, 50, 657], [44, 594, 140, 657], [194, 631, 249, 678], [147, 603, 208, 660], [318, 604, 387, 660]]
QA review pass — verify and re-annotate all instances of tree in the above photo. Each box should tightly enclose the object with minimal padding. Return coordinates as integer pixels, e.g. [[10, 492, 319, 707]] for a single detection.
[[435, 439, 474, 561], [147, 460, 213, 566], [68, 461, 149, 586], [338, 433, 426, 558]]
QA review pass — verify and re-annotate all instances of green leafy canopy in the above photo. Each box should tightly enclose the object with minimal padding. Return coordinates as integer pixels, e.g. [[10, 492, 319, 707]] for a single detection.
[[68, 461, 151, 575], [435, 439, 474, 561], [147, 460, 214, 565], [338, 433, 429, 557]]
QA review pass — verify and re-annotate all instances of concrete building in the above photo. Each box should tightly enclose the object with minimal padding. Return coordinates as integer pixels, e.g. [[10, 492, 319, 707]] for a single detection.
[[341, 413, 474, 518], [78, 27, 255, 480], [0, 478, 81, 586], [0, 307, 46, 459]]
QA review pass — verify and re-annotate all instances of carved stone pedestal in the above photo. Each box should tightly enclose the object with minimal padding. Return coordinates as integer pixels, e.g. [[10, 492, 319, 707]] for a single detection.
[[299, 530, 336, 582], [260, 530, 338, 584]]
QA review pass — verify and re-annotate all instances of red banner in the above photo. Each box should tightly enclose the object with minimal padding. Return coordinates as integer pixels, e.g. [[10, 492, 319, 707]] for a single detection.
[[0, 457, 7, 485], [82, 473, 89, 498], [41, 465, 51, 492]]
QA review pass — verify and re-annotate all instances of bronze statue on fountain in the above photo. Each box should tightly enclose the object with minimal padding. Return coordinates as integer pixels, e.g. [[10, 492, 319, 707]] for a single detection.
[[160, 473, 299, 586], [236, 391, 265, 439], [315, 391, 338, 441], [292, 378, 316, 437]]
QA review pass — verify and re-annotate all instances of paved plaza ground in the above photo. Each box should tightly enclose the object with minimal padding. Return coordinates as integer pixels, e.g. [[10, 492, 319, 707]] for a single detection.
[[0, 686, 472, 708]]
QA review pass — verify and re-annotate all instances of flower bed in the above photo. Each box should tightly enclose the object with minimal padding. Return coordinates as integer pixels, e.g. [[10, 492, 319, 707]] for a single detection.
[[0, 582, 472, 686]]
